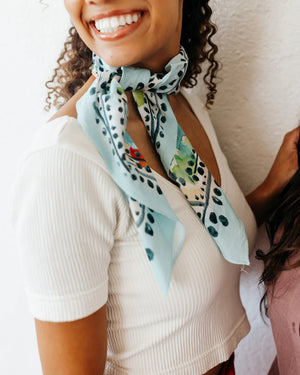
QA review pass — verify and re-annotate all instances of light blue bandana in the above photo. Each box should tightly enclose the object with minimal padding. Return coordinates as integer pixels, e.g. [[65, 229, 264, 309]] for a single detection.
[[77, 47, 249, 297]]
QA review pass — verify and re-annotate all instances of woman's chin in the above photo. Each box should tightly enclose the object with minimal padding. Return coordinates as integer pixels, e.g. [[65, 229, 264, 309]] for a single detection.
[[96, 52, 141, 68]]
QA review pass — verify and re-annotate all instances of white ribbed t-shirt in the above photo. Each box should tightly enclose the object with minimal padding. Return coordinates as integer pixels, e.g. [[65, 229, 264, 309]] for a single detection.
[[12, 91, 257, 374]]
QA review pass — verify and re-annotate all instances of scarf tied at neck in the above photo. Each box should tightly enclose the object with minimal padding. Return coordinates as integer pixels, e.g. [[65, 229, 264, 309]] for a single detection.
[[77, 47, 249, 297]]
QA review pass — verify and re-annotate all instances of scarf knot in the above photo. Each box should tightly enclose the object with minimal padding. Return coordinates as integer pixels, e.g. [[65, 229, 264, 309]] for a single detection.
[[93, 47, 188, 95]]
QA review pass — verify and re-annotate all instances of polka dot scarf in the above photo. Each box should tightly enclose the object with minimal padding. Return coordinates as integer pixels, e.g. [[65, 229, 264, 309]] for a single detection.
[[77, 47, 249, 297]]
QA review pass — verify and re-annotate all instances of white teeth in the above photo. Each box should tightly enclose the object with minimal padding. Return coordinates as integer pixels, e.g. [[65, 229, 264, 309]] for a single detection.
[[119, 15, 126, 26], [94, 12, 141, 33], [110, 16, 119, 29], [102, 18, 109, 29], [125, 14, 133, 24]]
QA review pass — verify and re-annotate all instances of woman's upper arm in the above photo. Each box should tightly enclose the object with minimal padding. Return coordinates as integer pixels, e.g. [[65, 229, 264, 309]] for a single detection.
[[11, 128, 120, 373], [35, 305, 107, 375], [12, 145, 116, 321]]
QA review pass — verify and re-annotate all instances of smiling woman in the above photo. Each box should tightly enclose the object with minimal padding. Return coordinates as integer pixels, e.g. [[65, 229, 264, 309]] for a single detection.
[[11, 0, 299, 375], [64, 0, 183, 70], [46, 0, 219, 111]]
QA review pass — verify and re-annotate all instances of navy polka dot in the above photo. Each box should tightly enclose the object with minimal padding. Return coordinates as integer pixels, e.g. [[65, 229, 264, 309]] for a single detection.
[[161, 103, 167, 111], [214, 188, 222, 197], [147, 213, 155, 223], [209, 212, 218, 224], [145, 223, 153, 236], [219, 215, 229, 226], [185, 167, 193, 175], [146, 248, 154, 261], [198, 167, 204, 175], [208, 226, 218, 237], [212, 197, 223, 205], [137, 82, 145, 90]]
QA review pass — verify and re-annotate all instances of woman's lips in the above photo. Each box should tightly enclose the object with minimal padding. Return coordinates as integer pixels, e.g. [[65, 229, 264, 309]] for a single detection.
[[90, 11, 145, 41]]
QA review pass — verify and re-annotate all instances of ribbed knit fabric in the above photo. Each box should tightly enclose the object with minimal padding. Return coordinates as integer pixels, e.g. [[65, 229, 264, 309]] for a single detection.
[[12, 90, 257, 374]]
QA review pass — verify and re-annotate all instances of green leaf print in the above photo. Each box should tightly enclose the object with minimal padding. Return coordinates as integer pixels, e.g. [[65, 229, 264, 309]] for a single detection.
[[117, 87, 125, 95], [132, 91, 145, 107], [171, 135, 196, 185]]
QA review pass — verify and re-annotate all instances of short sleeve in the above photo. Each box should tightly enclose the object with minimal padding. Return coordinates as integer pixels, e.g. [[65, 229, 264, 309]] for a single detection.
[[12, 146, 117, 322]]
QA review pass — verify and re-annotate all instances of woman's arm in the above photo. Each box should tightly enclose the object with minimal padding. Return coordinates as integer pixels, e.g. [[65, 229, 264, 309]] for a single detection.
[[35, 305, 107, 375], [246, 127, 299, 226]]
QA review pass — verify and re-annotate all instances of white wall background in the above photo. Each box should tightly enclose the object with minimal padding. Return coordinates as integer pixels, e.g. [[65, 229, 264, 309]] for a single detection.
[[208, 1, 300, 373], [0, 0, 299, 374]]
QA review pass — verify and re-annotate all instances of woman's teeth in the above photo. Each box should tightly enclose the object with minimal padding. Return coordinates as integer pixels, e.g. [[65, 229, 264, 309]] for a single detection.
[[95, 12, 142, 33]]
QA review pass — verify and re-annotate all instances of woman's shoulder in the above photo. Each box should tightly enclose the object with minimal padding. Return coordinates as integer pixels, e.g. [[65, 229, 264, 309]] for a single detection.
[[20, 115, 107, 174], [50, 75, 96, 121], [19, 75, 99, 164]]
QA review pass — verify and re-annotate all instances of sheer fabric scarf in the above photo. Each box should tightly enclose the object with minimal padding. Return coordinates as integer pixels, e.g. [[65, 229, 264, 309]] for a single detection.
[[77, 47, 249, 297]]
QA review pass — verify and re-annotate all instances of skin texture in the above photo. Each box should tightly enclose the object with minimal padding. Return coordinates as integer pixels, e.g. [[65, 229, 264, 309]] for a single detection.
[[37, 1, 299, 374], [246, 126, 299, 226], [35, 306, 107, 375]]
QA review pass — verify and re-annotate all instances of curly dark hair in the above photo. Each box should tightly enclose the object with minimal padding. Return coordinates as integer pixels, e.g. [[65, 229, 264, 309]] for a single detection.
[[45, 0, 219, 111], [256, 143, 300, 316]]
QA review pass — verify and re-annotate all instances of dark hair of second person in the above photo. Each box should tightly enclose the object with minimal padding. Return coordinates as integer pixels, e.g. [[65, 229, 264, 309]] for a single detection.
[[256, 138, 300, 314]]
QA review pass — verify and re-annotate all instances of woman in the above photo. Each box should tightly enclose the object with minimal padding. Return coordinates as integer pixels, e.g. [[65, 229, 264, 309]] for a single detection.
[[12, 0, 299, 374], [256, 142, 300, 375]]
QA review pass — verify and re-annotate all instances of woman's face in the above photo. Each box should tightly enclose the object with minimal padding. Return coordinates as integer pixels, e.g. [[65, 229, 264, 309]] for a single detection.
[[64, 0, 184, 71]]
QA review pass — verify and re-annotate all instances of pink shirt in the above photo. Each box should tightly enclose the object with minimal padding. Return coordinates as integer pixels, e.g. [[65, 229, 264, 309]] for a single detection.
[[267, 252, 300, 375]]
